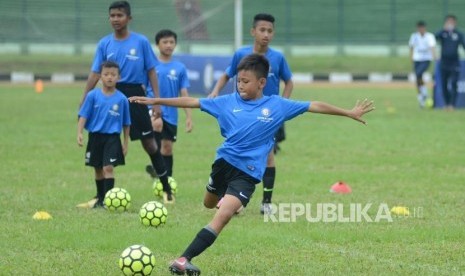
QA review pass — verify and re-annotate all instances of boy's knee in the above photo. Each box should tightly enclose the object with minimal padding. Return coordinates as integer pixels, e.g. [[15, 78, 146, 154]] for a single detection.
[[204, 199, 217, 209], [142, 138, 158, 154], [161, 141, 173, 155]]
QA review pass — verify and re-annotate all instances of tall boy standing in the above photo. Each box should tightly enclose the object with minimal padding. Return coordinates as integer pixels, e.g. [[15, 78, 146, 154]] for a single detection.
[[78, 1, 174, 205], [209, 13, 293, 214]]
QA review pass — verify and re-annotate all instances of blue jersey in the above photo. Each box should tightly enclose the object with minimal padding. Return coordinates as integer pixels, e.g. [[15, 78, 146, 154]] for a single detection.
[[146, 60, 190, 125], [78, 88, 131, 134], [226, 46, 292, 96], [200, 93, 309, 180], [91, 32, 158, 84]]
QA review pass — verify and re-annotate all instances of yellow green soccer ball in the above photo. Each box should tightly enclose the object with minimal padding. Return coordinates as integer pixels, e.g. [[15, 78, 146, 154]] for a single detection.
[[119, 244, 156, 276], [104, 187, 131, 212], [139, 201, 168, 227], [152, 177, 178, 197], [425, 98, 434, 109]]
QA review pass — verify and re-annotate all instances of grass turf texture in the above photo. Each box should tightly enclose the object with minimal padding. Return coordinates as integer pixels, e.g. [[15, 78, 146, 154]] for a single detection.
[[0, 54, 413, 75], [1, 83, 464, 275]]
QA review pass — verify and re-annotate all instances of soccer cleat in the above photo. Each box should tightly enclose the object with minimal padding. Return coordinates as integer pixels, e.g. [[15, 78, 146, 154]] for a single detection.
[[169, 257, 201, 276], [76, 197, 98, 209], [163, 192, 176, 204], [145, 165, 158, 179], [260, 203, 273, 215], [93, 199, 104, 209]]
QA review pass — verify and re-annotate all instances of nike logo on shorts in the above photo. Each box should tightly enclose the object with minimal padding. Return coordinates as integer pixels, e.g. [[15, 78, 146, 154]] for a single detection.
[[239, 192, 248, 199], [142, 131, 152, 136], [110, 158, 117, 162]]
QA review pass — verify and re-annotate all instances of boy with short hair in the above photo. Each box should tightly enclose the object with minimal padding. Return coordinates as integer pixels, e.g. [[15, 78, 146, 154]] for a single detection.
[[409, 20, 436, 108], [209, 13, 293, 214], [79, 0, 174, 205], [77, 61, 130, 208], [129, 54, 374, 275], [145, 29, 193, 178]]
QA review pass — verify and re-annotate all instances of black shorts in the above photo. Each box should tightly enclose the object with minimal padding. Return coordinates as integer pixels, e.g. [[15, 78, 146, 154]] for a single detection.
[[85, 133, 125, 168], [206, 158, 260, 207], [116, 83, 153, 141], [161, 119, 177, 142], [413, 61, 431, 79]]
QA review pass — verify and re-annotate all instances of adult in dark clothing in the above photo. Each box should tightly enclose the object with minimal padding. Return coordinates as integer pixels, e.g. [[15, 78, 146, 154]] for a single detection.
[[435, 14, 465, 110]]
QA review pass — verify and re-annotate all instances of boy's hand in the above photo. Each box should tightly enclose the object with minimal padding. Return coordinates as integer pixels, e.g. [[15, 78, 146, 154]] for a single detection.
[[208, 91, 218, 98], [348, 99, 375, 125], [77, 133, 83, 147], [122, 143, 128, 156], [185, 117, 193, 133], [129, 96, 155, 105]]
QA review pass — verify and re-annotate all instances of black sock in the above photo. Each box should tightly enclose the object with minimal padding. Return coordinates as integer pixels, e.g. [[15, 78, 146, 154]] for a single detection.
[[163, 155, 173, 177], [149, 152, 171, 194], [96, 179, 105, 201], [154, 131, 162, 151], [262, 167, 276, 203], [181, 226, 218, 261], [103, 178, 115, 195]]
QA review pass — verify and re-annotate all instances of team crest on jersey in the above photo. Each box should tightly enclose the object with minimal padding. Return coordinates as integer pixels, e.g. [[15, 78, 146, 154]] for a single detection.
[[109, 104, 120, 116], [168, 69, 178, 80], [257, 108, 273, 123], [261, 108, 270, 117], [126, 48, 139, 61], [452, 33, 458, 41]]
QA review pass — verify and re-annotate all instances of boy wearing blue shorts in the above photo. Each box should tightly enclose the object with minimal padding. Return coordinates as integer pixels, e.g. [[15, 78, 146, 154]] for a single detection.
[[129, 54, 374, 275], [77, 61, 130, 208]]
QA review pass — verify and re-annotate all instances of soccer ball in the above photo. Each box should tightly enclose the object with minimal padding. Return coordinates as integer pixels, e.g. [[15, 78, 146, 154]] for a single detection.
[[119, 244, 156, 276], [152, 177, 178, 197], [104, 187, 131, 212], [139, 201, 167, 227]]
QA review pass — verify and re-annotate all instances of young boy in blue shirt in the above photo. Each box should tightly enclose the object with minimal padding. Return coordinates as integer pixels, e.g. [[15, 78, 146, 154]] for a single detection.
[[209, 13, 293, 214], [129, 54, 374, 275], [77, 61, 130, 208], [145, 29, 193, 179], [79, 1, 174, 205]]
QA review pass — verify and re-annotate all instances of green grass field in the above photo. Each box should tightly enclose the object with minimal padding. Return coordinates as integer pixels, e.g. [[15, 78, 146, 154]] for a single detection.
[[0, 54, 412, 75], [1, 83, 464, 275]]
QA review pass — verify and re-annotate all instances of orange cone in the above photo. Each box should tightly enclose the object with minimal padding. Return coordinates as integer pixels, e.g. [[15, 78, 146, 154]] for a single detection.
[[330, 181, 352, 194], [35, 79, 44, 93]]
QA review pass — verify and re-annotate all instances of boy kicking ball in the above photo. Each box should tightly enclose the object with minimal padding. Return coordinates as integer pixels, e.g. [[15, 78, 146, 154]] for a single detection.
[[129, 54, 374, 275]]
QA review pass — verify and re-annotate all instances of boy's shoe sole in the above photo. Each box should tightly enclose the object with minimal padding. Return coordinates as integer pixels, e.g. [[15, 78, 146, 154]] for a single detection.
[[169, 257, 201, 276], [76, 197, 98, 209], [163, 192, 176, 204]]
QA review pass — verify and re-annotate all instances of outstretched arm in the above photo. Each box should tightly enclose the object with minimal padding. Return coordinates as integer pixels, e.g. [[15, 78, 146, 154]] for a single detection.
[[309, 99, 374, 125], [129, 96, 200, 109], [208, 73, 230, 98]]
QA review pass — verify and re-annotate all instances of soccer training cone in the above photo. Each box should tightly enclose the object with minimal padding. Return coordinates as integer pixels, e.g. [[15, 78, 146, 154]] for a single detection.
[[330, 181, 352, 194], [35, 79, 44, 93]]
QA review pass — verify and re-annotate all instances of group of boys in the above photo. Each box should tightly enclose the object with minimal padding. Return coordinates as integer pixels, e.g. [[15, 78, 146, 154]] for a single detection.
[[76, 1, 294, 214], [76, 1, 374, 275]]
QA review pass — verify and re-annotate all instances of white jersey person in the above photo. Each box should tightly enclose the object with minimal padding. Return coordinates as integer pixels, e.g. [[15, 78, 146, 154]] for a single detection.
[[408, 20, 437, 108]]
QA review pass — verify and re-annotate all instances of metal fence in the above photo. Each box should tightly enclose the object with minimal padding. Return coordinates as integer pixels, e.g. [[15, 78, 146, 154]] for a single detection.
[[0, 0, 464, 54]]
